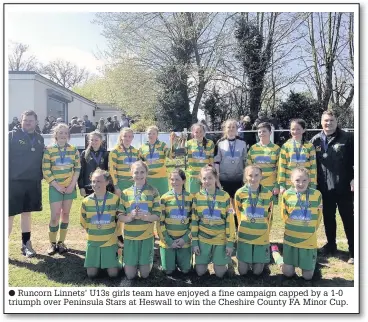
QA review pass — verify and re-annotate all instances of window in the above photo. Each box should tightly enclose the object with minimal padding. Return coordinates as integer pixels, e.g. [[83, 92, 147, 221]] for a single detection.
[[47, 97, 67, 122]]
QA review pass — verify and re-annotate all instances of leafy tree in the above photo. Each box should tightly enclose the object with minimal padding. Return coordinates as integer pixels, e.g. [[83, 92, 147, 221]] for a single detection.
[[201, 88, 230, 131]]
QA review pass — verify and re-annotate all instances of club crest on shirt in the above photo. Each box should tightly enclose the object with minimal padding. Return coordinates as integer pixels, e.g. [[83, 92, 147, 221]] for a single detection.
[[18, 139, 26, 145], [333, 143, 344, 152], [316, 146, 321, 152]]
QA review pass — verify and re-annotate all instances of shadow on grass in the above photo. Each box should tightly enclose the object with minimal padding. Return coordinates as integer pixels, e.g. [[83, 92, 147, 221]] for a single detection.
[[8, 241, 354, 288]]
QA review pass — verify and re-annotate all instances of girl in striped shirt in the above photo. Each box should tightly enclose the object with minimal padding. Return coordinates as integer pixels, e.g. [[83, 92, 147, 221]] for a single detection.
[[158, 169, 193, 275], [192, 165, 236, 278], [42, 123, 81, 255], [139, 125, 171, 196], [278, 119, 317, 194], [234, 165, 273, 275], [281, 167, 323, 280], [80, 169, 122, 278], [119, 161, 161, 280]]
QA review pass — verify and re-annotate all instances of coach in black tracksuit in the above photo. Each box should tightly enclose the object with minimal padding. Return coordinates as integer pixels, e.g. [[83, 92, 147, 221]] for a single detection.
[[310, 110, 354, 264]]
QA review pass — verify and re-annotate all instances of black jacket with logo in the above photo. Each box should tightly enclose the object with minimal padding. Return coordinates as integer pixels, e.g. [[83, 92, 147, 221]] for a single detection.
[[310, 128, 354, 194], [9, 129, 45, 181]]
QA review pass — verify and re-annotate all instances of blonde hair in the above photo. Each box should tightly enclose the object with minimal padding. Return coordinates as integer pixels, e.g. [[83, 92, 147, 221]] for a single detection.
[[90, 168, 112, 184], [146, 125, 159, 135], [291, 167, 310, 179], [221, 119, 238, 139], [51, 123, 70, 144], [85, 131, 104, 161], [243, 165, 263, 184], [118, 127, 134, 146], [191, 123, 206, 135], [199, 165, 219, 188]]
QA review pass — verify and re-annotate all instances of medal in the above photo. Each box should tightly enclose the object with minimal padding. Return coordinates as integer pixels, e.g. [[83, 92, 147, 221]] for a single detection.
[[58, 145, 67, 166], [321, 133, 329, 158], [250, 218, 256, 224], [135, 205, 140, 211], [148, 141, 156, 164], [174, 190, 186, 223], [197, 141, 205, 162], [181, 219, 185, 224], [297, 189, 310, 224], [293, 140, 303, 164], [229, 140, 236, 161], [91, 150, 103, 165], [94, 192, 108, 229], [205, 188, 217, 223], [31, 147, 35, 152], [134, 184, 145, 213], [248, 185, 260, 223], [323, 153, 328, 158], [231, 160, 235, 164], [209, 220, 213, 226], [123, 145, 133, 165], [22, 129, 36, 152]]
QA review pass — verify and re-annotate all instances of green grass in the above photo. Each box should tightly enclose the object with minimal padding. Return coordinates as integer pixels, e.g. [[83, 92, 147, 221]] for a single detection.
[[8, 180, 354, 287]]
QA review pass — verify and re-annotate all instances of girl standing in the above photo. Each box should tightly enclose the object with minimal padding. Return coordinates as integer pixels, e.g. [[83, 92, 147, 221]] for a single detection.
[[281, 167, 322, 280], [247, 122, 280, 203], [80, 169, 122, 278], [278, 119, 317, 194], [139, 126, 171, 196], [158, 169, 193, 275], [214, 119, 247, 210], [78, 131, 112, 196], [109, 128, 140, 196], [184, 123, 215, 194], [119, 161, 161, 279], [192, 166, 236, 278], [42, 123, 81, 255], [234, 165, 273, 275]]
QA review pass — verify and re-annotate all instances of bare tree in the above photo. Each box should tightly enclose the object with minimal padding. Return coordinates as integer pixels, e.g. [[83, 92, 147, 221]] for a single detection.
[[8, 41, 39, 71], [40, 59, 89, 89]]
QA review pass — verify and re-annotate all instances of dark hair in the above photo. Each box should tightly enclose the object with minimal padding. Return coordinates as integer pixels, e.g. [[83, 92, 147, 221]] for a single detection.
[[107, 116, 112, 122], [199, 165, 221, 189], [290, 118, 307, 145], [90, 168, 112, 185], [257, 122, 272, 132], [21, 110, 38, 121], [170, 168, 186, 190], [85, 131, 104, 161], [191, 123, 208, 149]]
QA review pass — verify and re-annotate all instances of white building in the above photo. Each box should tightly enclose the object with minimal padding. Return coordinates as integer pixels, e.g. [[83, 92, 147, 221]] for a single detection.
[[95, 103, 122, 122], [9, 71, 96, 129]]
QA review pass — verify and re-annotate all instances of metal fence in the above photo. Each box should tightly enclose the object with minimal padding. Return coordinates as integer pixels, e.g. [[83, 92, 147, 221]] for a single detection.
[[41, 128, 354, 151]]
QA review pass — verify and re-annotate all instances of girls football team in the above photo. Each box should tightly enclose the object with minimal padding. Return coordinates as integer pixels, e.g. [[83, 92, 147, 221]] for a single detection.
[[41, 119, 320, 280]]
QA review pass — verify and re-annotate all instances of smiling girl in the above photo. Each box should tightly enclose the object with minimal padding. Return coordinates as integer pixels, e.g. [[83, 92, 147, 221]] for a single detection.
[[118, 161, 161, 279], [278, 119, 317, 194], [42, 123, 81, 255]]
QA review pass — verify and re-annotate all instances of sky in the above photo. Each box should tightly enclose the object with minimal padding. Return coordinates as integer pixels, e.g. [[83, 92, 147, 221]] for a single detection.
[[6, 11, 107, 74]]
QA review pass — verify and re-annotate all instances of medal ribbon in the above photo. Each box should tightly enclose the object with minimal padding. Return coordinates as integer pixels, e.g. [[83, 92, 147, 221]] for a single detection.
[[174, 190, 185, 218], [94, 193, 108, 224], [123, 145, 133, 164], [58, 145, 67, 164], [22, 129, 36, 149], [148, 142, 156, 162], [248, 185, 260, 216], [205, 188, 217, 217], [91, 150, 103, 165], [229, 140, 236, 158], [197, 141, 204, 158], [296, 190, 310, 221], [293, 140, 303, 162]]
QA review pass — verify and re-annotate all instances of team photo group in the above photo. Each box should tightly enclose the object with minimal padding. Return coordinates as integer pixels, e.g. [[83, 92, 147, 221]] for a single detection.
[[8, 109, 354, 283]]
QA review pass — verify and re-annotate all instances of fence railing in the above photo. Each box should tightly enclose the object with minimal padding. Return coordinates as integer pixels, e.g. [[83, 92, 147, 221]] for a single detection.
[[41, 128, 354, 151]]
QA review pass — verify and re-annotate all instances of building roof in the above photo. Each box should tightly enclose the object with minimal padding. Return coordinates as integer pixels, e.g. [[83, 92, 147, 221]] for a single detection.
[[9, 71, 96, 107]]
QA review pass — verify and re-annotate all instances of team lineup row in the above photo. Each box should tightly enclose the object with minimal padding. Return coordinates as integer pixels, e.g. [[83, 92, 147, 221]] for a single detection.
[[9, 111, 354, 281]]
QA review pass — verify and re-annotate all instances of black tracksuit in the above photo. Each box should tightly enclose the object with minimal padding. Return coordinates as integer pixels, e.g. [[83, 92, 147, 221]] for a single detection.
[[310, 128, 354, 255]]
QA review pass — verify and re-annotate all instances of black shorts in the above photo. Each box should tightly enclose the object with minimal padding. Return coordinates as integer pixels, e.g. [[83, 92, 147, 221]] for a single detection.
[[9, 180, 42, 216], [220, 180, 244, 199]]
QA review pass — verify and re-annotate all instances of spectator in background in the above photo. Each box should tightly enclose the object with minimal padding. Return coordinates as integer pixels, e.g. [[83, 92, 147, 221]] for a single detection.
[[9, 117, 21, 131], [42, 116, 57, 134], [56, 117, 63, 124], [240, 116, 256, 148], [119, 114, 130, 128], [78, 118, 86, 133], [113, 115, 120, 131], [69, 119, 82, 134], [106, 117, 117, 133], [97, 118, 108, 133], [252, 111, 270, 130], [269, 113, 280, 144], [83, 115, 94, 133]]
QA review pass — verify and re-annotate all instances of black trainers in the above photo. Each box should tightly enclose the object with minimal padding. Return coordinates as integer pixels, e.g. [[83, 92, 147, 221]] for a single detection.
[[47, 242, 58, 255], [57, 242, 68, 254], [21, 241, 36, 258], [320, 243, 337, 256]]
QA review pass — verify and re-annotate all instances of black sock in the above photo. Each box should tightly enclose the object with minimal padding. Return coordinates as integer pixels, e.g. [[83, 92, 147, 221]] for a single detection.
[[117, 235, 124, 243], [22, 232, 31, 245]]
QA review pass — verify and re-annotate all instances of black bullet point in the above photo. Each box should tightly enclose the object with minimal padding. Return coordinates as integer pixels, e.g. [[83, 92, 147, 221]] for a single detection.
[[9, 290, 15, 296]]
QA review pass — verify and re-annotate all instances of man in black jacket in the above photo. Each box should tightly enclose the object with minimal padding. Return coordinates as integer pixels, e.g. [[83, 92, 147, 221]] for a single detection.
[[310, 110, 354, 264], [9, 110, 45, 257]]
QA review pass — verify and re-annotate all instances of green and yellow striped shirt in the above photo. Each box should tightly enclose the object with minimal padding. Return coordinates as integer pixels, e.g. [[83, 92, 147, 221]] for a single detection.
[[42, 143, 81, 187], [247, 142, 280, 191], [278, 139, 317, 190], [109, 145, 141, 188], [192, 189, 236, 248], [80, 192, 122, 247], [139, 140, 171, 179], [158, 190, 193, 248], [234, 185, 273, 245], [186, 139, 215, 176], [281, 188, 322, 249], [121, 184, 161, 240]]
